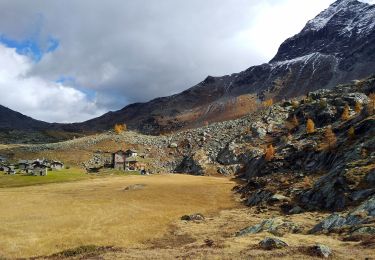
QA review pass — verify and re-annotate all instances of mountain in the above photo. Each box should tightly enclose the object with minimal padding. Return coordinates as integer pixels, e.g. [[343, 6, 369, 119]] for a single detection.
[[1, 0, 374, 136], [69, 0, 374, 134], [0, 105, 50, 131]]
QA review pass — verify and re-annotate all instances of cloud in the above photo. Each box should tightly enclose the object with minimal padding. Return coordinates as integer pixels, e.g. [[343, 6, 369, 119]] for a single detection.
[[0, 0, 368, 122], [0, 44, 105, 122]]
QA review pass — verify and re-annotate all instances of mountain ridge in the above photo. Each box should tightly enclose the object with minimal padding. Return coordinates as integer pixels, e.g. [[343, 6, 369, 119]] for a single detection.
[[0, 0, 374, 136]]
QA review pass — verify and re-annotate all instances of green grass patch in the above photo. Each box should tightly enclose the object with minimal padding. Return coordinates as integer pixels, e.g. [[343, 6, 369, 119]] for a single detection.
[[0, 168, 90, 188]]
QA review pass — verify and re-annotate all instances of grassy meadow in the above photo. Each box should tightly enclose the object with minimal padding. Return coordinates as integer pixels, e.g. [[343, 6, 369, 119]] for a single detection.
[[0, 168, 89, 188], [0, 174, 237, 258]]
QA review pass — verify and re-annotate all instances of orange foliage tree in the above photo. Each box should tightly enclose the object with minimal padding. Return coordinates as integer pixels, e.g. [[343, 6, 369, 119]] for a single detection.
[[354, 102, 362, 114], [367, 93, 375, 115], [263, 99, 273, 107], [291, 115, 299, 128], [264, 144, 275, 161], [323, 126, 337, 150], [348, 126, 355, 141], [341, 104, 350, 121], [114, 123, 125, 134], [306, 119, 315, 134]]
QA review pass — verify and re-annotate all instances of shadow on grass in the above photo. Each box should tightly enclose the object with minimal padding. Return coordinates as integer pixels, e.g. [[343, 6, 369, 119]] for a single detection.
[[31, 245, 121, 259]]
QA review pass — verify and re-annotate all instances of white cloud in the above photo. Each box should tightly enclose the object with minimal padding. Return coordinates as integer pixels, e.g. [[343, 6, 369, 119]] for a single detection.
[[0, 0, 372, 122], [0, 44, 105, 123]]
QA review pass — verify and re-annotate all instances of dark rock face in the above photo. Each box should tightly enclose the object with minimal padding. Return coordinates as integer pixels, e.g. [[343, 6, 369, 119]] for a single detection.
[[234, 76, 375, 213], [300, 170, 348, 211]]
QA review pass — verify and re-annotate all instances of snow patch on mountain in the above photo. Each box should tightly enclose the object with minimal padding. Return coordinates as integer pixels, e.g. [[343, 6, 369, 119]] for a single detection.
[[305, 0, 372, 32], [270, 52, 337, 70]]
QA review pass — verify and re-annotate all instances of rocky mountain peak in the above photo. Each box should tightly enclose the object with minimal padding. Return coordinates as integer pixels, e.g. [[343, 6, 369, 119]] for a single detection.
[[304, 0, 373, 33], [271, 0, 375, 63]]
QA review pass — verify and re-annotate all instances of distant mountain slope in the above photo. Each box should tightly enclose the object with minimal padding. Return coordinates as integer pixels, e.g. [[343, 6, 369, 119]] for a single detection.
[[69, 0, 374, 134], [1, 0, 374, 136], [0, 105, 50, 130]]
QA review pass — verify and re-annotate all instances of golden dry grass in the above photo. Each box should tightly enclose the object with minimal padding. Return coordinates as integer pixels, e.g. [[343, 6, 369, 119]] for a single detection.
[[101, 208, 375, 259], [0, 174, 237, 258]]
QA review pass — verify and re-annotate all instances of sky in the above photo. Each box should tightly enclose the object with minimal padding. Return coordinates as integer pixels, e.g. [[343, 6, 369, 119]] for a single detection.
[[0, 0, 373, 123]]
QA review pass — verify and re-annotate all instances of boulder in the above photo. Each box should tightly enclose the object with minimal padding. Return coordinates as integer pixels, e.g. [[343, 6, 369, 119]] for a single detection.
[[269, 194, 290, 203], [350, 226, 375, 236], [217, 142, 239, 165], [251, 122, 267, 139], [174, 150, 209, 175], [217, 164, 242, 176], [259, 237, 288, 250], [123, 184, 146, 191], [181, 213, 205, 221], [288, 206, 304, 215], [246, 190, 273, 206], [309, 244, 332, 258], [236, 218, 300, 237], [310, 196, 375, 234]]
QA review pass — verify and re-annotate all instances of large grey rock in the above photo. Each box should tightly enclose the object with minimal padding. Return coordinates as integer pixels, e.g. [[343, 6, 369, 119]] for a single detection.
[[259, 237, 288, 250], [217, 142, 239, 165], [311, 196, 375, 234], [310, 244, 332, 258], [251, 122, 267, 139], [236, 218, 300, 237], [174, 150, 209, 175], [269, 194, 290, 203], [246, 190, 273, 206], [350, 226, 375, 236], [181, 213, 205, 221], [310, 213, 347, 234], [288, 206, 304, 215]]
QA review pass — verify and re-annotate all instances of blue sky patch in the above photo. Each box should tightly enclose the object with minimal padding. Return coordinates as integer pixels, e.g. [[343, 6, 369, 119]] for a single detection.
[[56, 76, 97, 101], [0, 34, 59, 62]]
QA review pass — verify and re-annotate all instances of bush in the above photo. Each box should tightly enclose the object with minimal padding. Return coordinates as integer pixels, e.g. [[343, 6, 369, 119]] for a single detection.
[[264, 144, 275, 161], [348, 126, 355, 140], [291, 100, 299, 108], [114, 123, 126, 134], [291, 115, 299, 128], [263, 99, 273, 107], [323, 126, 337, 150], [319, 99, 328, 109], [341, 104, 350, 121], [367, 93, 375, 115], [306, 119, 315, 134], [355, 102, 362, 114]]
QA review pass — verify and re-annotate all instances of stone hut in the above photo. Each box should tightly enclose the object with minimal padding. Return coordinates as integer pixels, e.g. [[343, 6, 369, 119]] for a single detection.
[[113, 150, 127, 170], [125, 157, 138, 171], [125, 149, 138, 158], [18, 160, 31, 171], [51, 161, 64, 170], [32, 161, 48, 176]]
